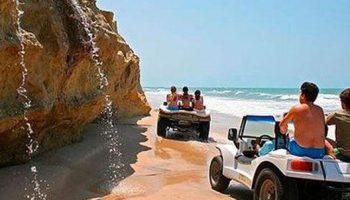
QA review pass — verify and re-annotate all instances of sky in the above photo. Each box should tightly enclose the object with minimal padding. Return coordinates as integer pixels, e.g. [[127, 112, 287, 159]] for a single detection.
[[97, 0, 350, 88]]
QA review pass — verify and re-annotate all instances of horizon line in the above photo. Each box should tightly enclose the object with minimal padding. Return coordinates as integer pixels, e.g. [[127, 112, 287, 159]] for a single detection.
[[142, 86, 343, 90]]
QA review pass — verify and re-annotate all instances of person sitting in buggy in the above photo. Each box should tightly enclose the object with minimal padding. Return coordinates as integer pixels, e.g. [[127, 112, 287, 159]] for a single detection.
[[193, 90, 205, 111], [166, 86, 180, 110], [179, 86, 193, 111], [326, 88, 350, 162], [279, 82, 326, 159]]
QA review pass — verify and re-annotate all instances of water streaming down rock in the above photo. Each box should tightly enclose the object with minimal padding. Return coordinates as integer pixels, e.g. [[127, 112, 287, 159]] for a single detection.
[[69, 0, 124, 187], [0, 0, 150, 167], [13, 0, 48, 199]]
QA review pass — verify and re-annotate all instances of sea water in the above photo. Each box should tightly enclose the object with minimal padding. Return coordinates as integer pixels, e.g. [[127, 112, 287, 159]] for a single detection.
[[144, 87, 341, 116], [144, 87, 341, 117], [146, 87, 340, 139]]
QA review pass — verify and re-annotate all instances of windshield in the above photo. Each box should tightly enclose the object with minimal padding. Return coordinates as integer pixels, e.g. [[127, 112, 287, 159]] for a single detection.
[[243, 120, 275, 138], [241, 116, 295, 138]]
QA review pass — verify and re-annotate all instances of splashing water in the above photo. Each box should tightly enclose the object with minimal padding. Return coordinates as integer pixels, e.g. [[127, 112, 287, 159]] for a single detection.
[[69, 0, 123, 187], [70, 0, 108, 90], [13, 0, 48, 199]]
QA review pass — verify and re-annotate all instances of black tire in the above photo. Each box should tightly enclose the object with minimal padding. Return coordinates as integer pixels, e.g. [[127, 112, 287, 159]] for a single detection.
[[157, 117, 168, 137], [254, 168, 298, 200], [209, 156, 230, 192], [199, 122, 210, 140]]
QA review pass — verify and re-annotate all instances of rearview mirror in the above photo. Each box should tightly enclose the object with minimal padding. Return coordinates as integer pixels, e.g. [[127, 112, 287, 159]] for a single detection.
[[228, 128, 238, 141], [163, 101, 168, 106]]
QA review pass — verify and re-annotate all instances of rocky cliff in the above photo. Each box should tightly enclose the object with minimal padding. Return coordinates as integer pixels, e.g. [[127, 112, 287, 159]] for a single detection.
[[0, 0, 151, 166]]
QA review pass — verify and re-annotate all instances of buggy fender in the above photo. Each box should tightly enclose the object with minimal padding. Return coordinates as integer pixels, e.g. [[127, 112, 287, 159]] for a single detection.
[[250, 150, 325, 188], [216, 144, 238, 179]]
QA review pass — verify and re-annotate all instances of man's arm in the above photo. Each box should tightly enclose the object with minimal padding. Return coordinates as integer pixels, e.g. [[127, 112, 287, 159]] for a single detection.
[[166, 94, 171, 103], [279, 107, 295, 134], [326, 113, 336, 125]]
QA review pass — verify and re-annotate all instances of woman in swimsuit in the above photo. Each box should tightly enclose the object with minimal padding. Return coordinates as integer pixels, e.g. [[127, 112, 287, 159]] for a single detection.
[[193, 90, 204, 111], [167, 86, 179, 110]]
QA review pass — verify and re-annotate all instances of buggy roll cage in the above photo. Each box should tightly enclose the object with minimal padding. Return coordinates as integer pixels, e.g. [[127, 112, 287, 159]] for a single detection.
[[237, 115, 288, 150]]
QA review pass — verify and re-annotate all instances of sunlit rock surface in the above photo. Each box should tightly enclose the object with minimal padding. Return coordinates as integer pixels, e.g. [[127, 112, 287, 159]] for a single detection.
[[0, 0, 151, 166]]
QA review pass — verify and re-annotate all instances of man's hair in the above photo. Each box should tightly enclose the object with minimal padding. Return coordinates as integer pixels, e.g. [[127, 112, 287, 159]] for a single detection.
[[340, 88, 350, 109], [170, 86, 176, 93], [300, 82, 319, 102], [183, 86, 189, 93], [195, 90, 201, 96]]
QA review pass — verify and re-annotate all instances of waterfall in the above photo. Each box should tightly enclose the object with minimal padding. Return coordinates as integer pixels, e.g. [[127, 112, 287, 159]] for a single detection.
[[13, 0, 48, 199], [69, 0, 123, 187]]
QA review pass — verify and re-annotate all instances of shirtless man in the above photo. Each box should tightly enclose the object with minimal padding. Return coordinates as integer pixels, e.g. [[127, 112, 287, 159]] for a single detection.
[[180, 86, 193, 111], [166, 86, 179, 110], [280, 82, 326, 159]]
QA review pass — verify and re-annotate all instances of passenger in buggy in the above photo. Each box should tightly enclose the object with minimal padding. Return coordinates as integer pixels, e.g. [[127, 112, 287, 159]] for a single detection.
[[326, 88, 350, 162], [280, 82, 326, 159], [193, 90, 205, 112], [179, 86, 193, 111], [166, 86, 180, 111]]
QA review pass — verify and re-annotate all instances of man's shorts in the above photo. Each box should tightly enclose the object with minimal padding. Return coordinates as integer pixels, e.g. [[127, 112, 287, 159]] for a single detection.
[[167, 105, 179, 111], [288, 139, 325, 159]]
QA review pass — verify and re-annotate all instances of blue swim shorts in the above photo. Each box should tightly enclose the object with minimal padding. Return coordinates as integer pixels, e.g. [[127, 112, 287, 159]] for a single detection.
[[167, 105, 179, 111], [288, 139, 325, 159]]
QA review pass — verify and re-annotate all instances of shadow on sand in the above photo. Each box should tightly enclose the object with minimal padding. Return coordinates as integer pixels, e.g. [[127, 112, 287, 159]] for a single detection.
[[0, 118, 151, 200], [163, 129, 217, 143], [225, 183, 253, 200]]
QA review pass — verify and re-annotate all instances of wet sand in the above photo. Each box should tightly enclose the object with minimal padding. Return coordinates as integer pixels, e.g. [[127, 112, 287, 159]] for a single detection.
[[0, 108, 250, 199], [0, 120, 150, 199], [100, 110, 251, 200]]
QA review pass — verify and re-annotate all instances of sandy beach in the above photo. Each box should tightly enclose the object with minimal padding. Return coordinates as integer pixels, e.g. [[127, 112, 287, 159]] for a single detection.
[[0, 89, 339, 200], [0, 96, 252, 200], [101, 110, 250, 200], [1, 1, 347, 199]]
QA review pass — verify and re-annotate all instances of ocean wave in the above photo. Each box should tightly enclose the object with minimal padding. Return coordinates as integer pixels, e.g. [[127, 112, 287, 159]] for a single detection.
[[144, 88, 341, 115], [206, 90, 233, 94], [279, 95, 299, 100], [320, 94, 339, 100]]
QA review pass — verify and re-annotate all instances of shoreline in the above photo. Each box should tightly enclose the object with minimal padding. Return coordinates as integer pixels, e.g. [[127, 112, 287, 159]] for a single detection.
[[0, 120, 150, 199], [0, 92, 337, 199], [0, 106, 243, 199], [101, 110, 249, 200]]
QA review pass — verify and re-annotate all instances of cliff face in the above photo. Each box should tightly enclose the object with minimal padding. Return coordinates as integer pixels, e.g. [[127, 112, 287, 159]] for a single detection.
[[0, 0, 151, 166]]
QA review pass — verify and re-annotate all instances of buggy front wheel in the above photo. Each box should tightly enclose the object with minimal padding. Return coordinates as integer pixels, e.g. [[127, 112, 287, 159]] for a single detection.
[[209, 156, 230, 192]]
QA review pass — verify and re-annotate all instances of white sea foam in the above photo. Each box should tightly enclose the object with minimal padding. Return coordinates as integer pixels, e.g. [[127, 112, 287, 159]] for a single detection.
[[279, 94, 299, 100], [145, 88, 339, 139], [235, 91, 244, 95], [145, 88, 341, 117], [207, 90, 232, 94]]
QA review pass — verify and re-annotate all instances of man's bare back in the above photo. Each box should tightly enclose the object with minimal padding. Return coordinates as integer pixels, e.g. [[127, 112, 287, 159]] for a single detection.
[[281, 103, 325, 148]]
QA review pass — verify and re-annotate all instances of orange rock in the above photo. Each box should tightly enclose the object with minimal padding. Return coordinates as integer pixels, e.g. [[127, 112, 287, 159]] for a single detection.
[[0, 0, 150, 166]]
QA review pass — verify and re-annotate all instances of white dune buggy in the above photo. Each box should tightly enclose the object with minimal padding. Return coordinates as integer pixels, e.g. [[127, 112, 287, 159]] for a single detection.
[[157, 105, 211, 140], [209, 115, 350, 200]]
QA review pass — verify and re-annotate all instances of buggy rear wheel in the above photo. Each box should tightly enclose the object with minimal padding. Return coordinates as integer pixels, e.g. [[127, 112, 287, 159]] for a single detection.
[[254, 168, 298, 200], [157, 116, 168, 137], [199, 121, 210, 141]]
